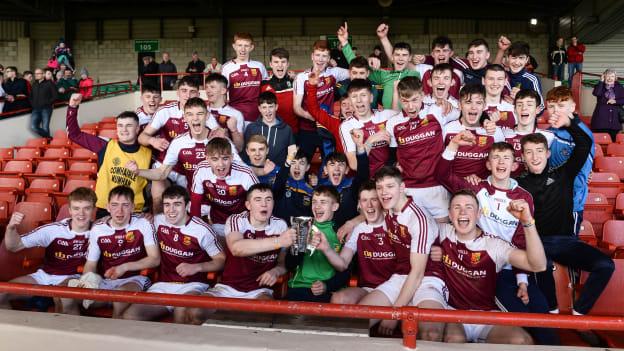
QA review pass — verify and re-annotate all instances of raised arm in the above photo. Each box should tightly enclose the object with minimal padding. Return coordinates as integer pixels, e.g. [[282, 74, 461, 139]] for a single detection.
[[66, 94, 108, 153], [549, 110, 592, 178], [4, 212, 26, 252], [435, 131, 477, 192], [506, 200, 547, 272]]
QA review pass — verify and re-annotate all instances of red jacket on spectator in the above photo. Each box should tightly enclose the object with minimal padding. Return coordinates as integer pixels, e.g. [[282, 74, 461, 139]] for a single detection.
[[567, 43, 586, 63], [79, 77, 94, 98]]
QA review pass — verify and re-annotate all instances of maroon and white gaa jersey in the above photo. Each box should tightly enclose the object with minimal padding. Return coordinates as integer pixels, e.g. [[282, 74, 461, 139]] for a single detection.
[[207, 104, 245, 135], [21, 218, 89, 276], [221, 60, 268, 122], [384, 198, 438, 275], [503, 127, 555, 177], [163, 133, 209, 187], [443, 120, 505, 178], [339, 110, 396, 175], [221, 211, 288, 292], [191, 160, 258, 225], [438, 223, 514, 311], [295, 67, 349, 131], [86, 215, 156, 279], [149, 102, 188, 161], [485, 100, 516, 129], [387, 104, 453, 188], [135, 106, 153, 127], [344, 221, 396, 288], [154, 214, 222, 283]]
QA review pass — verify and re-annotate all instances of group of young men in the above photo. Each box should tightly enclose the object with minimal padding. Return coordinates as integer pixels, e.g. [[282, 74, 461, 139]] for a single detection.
[[0, 23, 616, 346]]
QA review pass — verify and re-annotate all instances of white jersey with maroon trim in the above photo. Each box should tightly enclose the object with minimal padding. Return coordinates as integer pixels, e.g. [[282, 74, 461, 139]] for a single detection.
[[21, 218, 89, 276], [191, 160, 258, 225], [294, 67, 349, 131], [221, 211, 288, 292], [423, 95, 459, 111], [438, 223, 514, 311], [154, 214, 222, 283], [207, 104, 245, 134], [135, 106, 153, 127], [485, 100, 516, 129], [344, 221, 396, 288], [221, 60, 268, 121], [86, 215, 156, 279], [149, 102, 187, 162]]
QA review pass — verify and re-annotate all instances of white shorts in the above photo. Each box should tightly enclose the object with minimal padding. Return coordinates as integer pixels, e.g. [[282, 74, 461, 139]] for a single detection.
[[29, 269, 79, 286], [405, 185, 450, 219], [375, 275, 447, 307], [152, 160, 186, 187], [100, 275, 151, 291], [148, 282, 210, 311], [206, 283, 272, 299], [448, 306, 497, 343]]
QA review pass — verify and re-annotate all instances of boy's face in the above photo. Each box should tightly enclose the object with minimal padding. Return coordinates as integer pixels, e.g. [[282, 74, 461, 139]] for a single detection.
[[522, 141, 550, 174], [206, 151, 233, 178], [375, 176, 404, 211], [205, 81, 226, 103], [400, 91, 424, 117], [449, 195, 479, 236], [430, 69, 453, 99], [467, 44, 490, 70], [349, 66, 369, 80], [290, 157, 310, 181], [358, 189, 383, 223], [233, 39, 254, 59], [546, 98, 575, 119], [258, 102, 278, 124], [515, 96, 538, 129], [324, 159, 348, 186], [483, 70, 506, 97], [162, 196, 187, 226], [340, 98, 354, 119], [312, 193, 339, 222], [431, 44, 453, 64], [246, 141, 268, 166], [392, 48, 411, 70], [348, 88, 373, 118], [486, 149, 516, 182], [68, 200, 95, 229], [107, 194, 133, 227], [270, 56, 289, 79], [508, 54, 529, 74], [116, 117, 140, 144], [311, 49, 330, 68], [141, 91, 162, 114], [184, 106, 207, 138], [460, 93, 485, 127], [246, 189, 274, 224], [177, 84, 200, 106]]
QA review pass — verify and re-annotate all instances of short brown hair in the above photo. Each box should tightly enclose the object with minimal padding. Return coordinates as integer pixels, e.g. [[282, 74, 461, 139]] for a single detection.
[[68, 187, 97, 205], [449, 189, 479, 206], [184, 97, 207, 112], [206, 137, 232, 156], [233, 32, 254, 44], [270, 48, 289, 60], [520, 133, 548, 150], [374, 166, 403, 184], [313, 185, 340, 203], [246, 134, 268, 147], [108, 185, 134, 203], [312, 40, 329, 52], [489, 142, 515, 155], [397, 76, 423, 98], [546, 86, 573, 103]]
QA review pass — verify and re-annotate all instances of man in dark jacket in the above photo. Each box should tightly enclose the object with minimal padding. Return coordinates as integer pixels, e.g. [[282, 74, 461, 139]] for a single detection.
[[140, 56, 159, 88], [158, 52, 177, 90], [185, 51, 206, 87], [56, 69, 78, 101], [29, 68, 58, 138], [2, 66, 30, 113], [549, 37, 567, 81]]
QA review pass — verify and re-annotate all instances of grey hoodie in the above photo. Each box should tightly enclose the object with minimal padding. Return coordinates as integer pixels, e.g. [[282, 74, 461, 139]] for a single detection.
[[244, 116, 295, 165]]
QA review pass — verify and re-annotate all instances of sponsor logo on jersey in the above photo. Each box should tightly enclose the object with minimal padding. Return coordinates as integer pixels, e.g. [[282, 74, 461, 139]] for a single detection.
[[478, 136, 488, 147], [183, 161, 192, 170], [397, 130, 436, 145], [57, 240, 69, 247], [363, 250, 395, 259], [55, 251, 67, 260], [182, 150, 193, 156], [500, 111, 508, 121], [100, 237, 112, 244], [113, 157, 121, 166], [443, 254, 487, 277], [125, 231, 135, 242], [169, 130, 178, 138], [457, 151, 488, 159]]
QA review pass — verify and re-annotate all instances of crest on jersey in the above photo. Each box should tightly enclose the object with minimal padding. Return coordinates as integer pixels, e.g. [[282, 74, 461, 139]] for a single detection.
[[113, 157, 121, 166], [325, 77, 331, 85], [397, 136, 405, 145], [478, 136, 488, 146], [420, 117, 429, 127], [228, 185, 238, 196], [126, 231, 135, 242], [250, 68, 257, 76], [183, 235, 192, 246], [183, 161, 192, 170], [500, 111, 508, 121], [376, 123, 385, 131], [218, 115, 228, 126], [471, 252, 481, 264], [399, 225, 408, 238], [234, 82, 241, 88]]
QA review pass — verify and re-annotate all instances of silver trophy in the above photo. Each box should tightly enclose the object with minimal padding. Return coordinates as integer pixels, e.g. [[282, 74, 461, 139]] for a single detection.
[[290, 216, 317, 256]]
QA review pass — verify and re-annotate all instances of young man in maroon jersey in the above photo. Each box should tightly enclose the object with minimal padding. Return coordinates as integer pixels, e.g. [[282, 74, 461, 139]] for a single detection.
[[204, 73, 245, 152], [482, 64, 516, 129], [135, 85, 162, 128], [221, 32, 269, 122], [70, 186, 160, 318], [190, 137, 259, 237], [443, 83, 504, 179], [322, 181, 396, 305], [0, 188, 96, 312], [187, 184, 296, 324], [386, 76, 458, 223], [418, 36, 463, 99], [261, 48, 297, 134], [123, 186, 225, 323], [436, 190, 546, 344], [358, 167, 440, 336]]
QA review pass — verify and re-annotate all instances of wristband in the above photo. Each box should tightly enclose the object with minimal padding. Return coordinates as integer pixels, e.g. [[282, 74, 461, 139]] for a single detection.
[[522, 218, 535, 228]]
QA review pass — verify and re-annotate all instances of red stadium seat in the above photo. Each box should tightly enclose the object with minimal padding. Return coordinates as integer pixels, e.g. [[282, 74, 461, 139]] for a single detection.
[[14, 201, 53, 227], [0, 176, 26, 193], [26, 178, 61, 194], [593, 132, 612, 148], [594, 143, 604, 159], [25, 160, 66, 180], [0, 147, 13, 160], [24, 137, 48, 148], [13, 147, 41, 160], [578, 220, 597, 246], [100, 116, 117, 123], [616, 193, 624, 218], [97, 128, 118, 139], [599, 220, 624, 256], [53, 130, 68, 139], [55, 203, 70, 221], [588, 172, 624, 204], [70, 148, 98, 161], [606, 143, 624, 157], [553, 263, 573, 315], [0, 160, 33, 176], [98, 121, 117, 130], [0, 200, 8, 224], [66, 162, 98, 179], [52, 179, 96, 208], [39, 147, 70, 160], [584, 192, 613, 238], [616, 133, 624, 144], [594, 156, 624, 180], [47, 138, 72, 148], [537, 123, 550, 130]]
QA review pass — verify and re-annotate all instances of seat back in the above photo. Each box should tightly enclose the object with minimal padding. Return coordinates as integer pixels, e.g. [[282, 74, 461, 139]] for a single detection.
[[607, 143, 624, 157], [41, 147, 70, 160], [1, 160, 32, 174], [578, 220, 597, 246], [595, 156, 624, 180], [33, 160, 66, 175], [27, 178, 61, 193], [25, 137, 48, 148], [602, 220, 624, 248], [593, 132, 613, 146], [14, 147, 41, 160], [14, 201, 53, 225], [71, 148, 98, 160], [0, 176, 26, 192], [0, 148, 13, 160], [97, 128, 118, 139], [581, 259, 624, 316]]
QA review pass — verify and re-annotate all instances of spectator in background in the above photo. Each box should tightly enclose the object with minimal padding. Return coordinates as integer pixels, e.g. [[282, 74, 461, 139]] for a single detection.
[[550, 37, 567, 81], [140, 56, 159, 88], [55, 63, 68, 81], [54, 40, 73, 71], [0, 73, 6, 112], [330, 43, 349, 69], [158, 52, 177, 90], [43, 68, 55, 82], [29, 68, 57, 138], [46, 55, 59, 71], [591, 69, 624, 141], [56, 68, 78, 101], [204, 57, 222, 74], [367, 55, 381, 70], [185, 51, 206, 87], [2, 66, 30, 113], [78, 68, 94, 98], [22, 71, 33, 84], [567, 36, 586, 86], [370, 45, 389, 68]]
